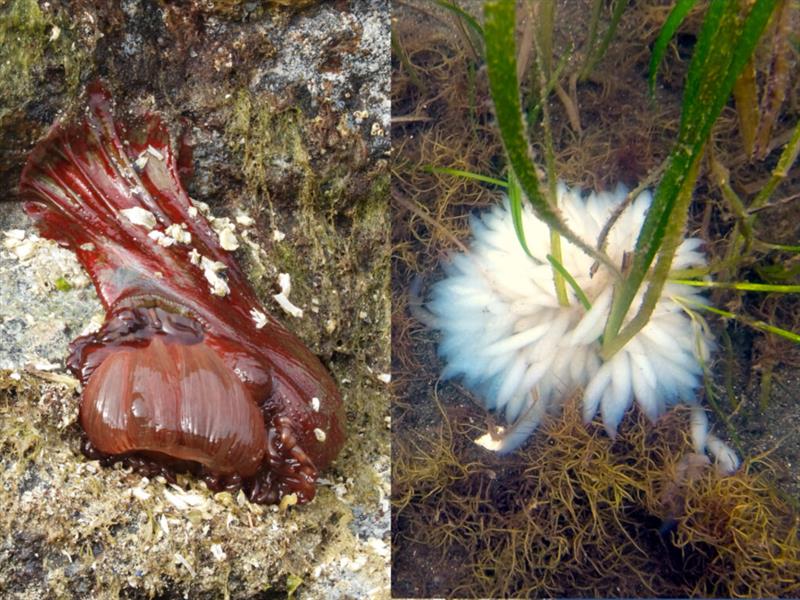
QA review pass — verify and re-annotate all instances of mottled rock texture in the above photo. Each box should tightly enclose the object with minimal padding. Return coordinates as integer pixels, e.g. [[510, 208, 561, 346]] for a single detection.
[[0, 1, 390, 598]]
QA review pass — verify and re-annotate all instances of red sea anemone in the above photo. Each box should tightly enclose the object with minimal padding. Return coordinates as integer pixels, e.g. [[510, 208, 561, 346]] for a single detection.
[[19, 82, 345, 504]]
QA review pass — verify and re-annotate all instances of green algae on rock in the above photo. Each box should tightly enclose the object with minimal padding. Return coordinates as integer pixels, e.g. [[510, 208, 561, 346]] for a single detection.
[[0, 0, 390, 596]]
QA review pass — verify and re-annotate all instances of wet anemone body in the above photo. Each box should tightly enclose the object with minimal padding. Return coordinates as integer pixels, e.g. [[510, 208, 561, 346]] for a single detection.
[[19, 83, 345, 504], [427, 184, 737, 472]]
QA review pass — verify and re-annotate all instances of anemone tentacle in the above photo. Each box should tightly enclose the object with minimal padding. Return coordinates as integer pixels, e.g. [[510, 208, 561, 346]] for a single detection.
[[428, 184, 738, 472]]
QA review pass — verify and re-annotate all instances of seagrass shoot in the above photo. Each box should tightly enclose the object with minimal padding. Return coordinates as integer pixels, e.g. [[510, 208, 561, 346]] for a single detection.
[[420, 0, 792, 472]]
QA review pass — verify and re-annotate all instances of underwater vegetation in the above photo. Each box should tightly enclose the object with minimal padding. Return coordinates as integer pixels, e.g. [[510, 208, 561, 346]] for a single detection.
[[1, 1, 391, 596], [392, 0, 800, 596], [393, 396, 800, 598]]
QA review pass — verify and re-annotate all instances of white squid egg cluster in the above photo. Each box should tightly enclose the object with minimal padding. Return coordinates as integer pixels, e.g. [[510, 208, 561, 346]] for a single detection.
[[427, 183, 738, 473]]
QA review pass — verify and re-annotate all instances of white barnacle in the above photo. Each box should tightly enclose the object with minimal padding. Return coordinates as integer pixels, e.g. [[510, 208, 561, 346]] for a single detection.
[[148, 230, 176, 247], [218, 227, 239, 251], [200, 256, 229, 297], [202, 213, 239, 251], [200, 256, 226, 272], [314, 428, 327, 443], [133, 153, 149, 170], [4, 229, 26, 242], [205, 272, 230, 297], [120, 207, 157, 230], [235, 213, 255, 227], [165, 223, 191, 244], [191, 199, 211, 215], [188, 248, 202, 265], [311, 396, 320, 412], [3, 230, 38, 260], [210, 216, 233, 231], [250, 308, 268, 329], [273, 272, 303, 318]]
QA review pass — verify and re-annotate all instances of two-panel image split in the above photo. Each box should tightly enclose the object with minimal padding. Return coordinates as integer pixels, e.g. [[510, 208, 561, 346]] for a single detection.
[[0, 1, 798, 598]]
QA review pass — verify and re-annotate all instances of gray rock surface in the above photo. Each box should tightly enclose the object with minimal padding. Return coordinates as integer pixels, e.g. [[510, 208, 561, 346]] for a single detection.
[[0, 1, 390, 598]]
